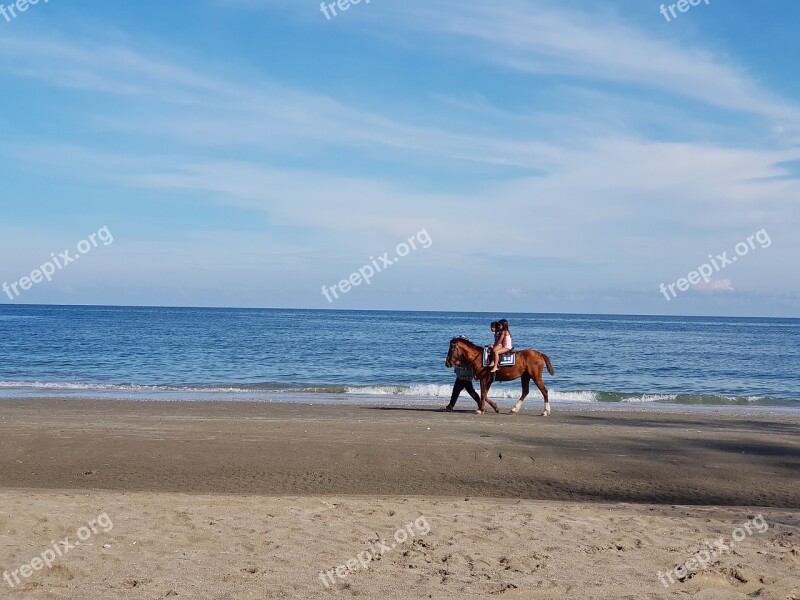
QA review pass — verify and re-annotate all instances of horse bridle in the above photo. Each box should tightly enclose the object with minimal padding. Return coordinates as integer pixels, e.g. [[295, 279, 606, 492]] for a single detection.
[[449, 341, 461, 367], [449, 338, 471, 369]]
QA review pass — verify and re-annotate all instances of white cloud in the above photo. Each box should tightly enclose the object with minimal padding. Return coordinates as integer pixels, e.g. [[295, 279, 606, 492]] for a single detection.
[[695, 279, 735, 293]]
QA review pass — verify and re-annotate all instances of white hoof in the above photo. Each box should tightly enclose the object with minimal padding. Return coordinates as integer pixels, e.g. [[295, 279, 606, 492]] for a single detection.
[[540, 404, 551, 417]]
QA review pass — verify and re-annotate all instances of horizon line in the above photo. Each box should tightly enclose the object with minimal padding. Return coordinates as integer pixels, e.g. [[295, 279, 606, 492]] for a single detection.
[[1, 302, 797, 320]]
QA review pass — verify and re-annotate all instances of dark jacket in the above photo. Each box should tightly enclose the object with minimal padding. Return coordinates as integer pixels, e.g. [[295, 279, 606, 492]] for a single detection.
[[454, 365, 475, 381]]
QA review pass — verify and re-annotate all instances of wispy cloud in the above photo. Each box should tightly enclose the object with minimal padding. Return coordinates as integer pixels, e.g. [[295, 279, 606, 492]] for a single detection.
[[1, 1, 798, 313], [358, 0, 800, 123], [0, 33, 569, 173]]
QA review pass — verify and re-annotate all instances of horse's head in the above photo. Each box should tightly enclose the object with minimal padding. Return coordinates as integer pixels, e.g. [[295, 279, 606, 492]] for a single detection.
[[445, 336, 467, 368]]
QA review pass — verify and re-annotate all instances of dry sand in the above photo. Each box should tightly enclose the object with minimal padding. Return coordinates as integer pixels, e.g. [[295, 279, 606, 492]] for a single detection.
[[0, 399, 798, 599]]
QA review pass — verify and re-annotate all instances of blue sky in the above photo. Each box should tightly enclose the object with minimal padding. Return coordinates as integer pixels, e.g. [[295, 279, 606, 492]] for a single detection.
[[1, 0, 798, 316]]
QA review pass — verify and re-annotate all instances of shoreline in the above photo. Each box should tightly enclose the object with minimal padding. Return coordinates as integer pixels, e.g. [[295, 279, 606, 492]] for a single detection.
[[1, 392, 797, 415]]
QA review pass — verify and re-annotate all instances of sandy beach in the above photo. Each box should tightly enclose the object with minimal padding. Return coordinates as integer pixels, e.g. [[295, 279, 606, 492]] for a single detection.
[[0, 399, 798, 598]]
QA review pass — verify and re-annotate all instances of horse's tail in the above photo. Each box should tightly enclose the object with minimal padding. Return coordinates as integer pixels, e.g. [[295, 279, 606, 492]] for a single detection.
[[542, 353, 554, 376]]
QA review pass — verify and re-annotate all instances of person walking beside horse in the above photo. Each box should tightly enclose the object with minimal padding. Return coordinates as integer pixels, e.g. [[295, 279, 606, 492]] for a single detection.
[[440, 338, 482, 412]]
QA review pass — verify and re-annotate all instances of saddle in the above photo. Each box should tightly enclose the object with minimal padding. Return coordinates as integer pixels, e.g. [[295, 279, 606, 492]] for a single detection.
[[483, 347, 515, 368]]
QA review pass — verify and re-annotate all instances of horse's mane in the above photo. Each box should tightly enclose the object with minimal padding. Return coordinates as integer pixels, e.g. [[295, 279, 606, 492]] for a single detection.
[[451, 336, 482, 351]]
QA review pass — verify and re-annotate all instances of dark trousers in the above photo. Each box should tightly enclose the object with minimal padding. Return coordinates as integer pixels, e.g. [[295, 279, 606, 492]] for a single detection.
[[448, 378, 481, 409]]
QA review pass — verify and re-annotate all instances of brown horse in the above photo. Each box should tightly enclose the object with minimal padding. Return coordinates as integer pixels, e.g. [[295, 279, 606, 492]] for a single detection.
[[445, 337, 555, 415]]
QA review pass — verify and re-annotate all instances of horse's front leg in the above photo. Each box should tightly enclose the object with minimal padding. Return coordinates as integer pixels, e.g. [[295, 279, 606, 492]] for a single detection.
[[478, 378, 489, 414], [479, 377, 500, 414]]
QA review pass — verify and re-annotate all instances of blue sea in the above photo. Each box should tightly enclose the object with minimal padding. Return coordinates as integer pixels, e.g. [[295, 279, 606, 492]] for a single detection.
[[0, 305, 798, 409]]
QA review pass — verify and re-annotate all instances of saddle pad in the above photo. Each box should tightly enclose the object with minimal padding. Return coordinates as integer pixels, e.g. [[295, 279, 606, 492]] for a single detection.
[[483, 347, 515, 368]]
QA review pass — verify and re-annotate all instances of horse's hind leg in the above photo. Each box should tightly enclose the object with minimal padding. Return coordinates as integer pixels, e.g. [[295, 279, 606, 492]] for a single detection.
[[511, 375, 530, 415], [533, 373, 550, 416]]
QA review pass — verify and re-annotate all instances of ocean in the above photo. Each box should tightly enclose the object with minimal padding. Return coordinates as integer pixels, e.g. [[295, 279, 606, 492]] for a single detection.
[[0, 305, 797, 409]]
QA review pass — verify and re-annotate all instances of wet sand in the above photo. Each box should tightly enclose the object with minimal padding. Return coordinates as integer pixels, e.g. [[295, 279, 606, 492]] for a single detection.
[[1, 399, 798, 506]]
